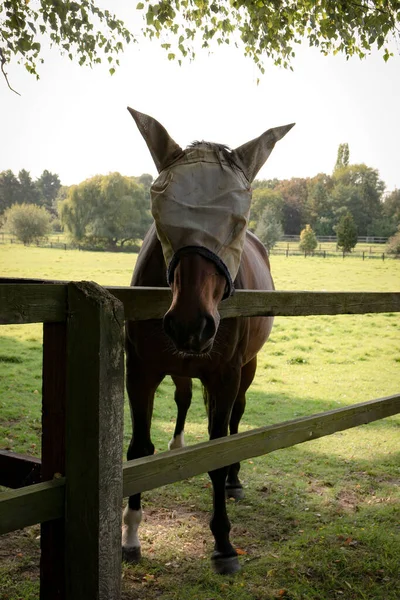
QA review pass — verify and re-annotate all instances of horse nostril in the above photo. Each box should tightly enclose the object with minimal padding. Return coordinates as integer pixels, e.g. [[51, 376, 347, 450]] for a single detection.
[[200, 315, 216, 344], [163, 312, 216, 353], [163, 313, 175, 340]]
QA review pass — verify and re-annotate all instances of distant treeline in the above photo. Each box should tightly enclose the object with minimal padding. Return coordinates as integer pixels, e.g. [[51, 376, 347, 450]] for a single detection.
[[1, 144, 399, 250], [0, 169, 61, 217]]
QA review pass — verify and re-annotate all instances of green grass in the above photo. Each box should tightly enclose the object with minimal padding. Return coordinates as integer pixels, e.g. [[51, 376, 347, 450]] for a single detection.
[[0, 243, 399, 599]]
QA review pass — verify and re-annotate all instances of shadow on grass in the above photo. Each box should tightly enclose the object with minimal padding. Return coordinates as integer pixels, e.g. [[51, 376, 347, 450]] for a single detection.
[[120, 445, 399, 599]]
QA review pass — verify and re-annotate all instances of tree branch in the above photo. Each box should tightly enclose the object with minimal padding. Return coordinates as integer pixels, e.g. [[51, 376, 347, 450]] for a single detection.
[[0, 48, 21, 96]]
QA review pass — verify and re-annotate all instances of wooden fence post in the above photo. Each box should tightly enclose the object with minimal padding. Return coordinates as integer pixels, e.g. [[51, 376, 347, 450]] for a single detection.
[[65, 282, 124, 600], [41, 322, 67, 600]]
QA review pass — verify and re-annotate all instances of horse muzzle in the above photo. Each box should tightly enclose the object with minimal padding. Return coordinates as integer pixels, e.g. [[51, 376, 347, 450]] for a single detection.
[[163, 311, 218, 354]]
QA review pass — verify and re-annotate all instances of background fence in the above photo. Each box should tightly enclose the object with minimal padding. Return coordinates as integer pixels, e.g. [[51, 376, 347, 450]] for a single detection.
[[0, 279, 399, 600], [0, 232, 396, 259]]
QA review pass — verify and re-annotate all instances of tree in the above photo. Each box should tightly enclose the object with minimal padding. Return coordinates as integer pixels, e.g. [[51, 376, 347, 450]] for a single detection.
[[36, 170, 61, 213], [137, 174, 154, 190], [2, 1, 399, 90], [382, 189, 400, 232], [249, 187, 283, 231], [60, 172, 152, 248], [252, 178, 280, 190], [5, 202, 51, 244], [277, 178, 309, 235], [0, 168, 63, 215], [18, 169, 40, 205], [335, 212, 358, 252], [387, 225, 400, 256], [255, 206, 283, 252], [306, 173, 334, 234], [299, 224, 318, 255], [0, 1, 132, 92], [0, 170, 20, 214], [331, 164, 385, 235], [334, 143, 350, 172]]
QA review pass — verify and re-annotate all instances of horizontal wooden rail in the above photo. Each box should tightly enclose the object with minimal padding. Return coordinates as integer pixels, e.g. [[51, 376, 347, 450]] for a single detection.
[[0, 478, 65, 535], [110, 288, 400, 321], [1, 395, 399, 534], [123, 394, 400, 497], [0, 283, 67, 324], [1, 280, 400, 324], [0, 450, 41, 488]]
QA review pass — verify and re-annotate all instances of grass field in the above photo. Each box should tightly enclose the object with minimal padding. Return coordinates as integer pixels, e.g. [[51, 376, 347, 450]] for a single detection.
[[0, 244, 399, 600]]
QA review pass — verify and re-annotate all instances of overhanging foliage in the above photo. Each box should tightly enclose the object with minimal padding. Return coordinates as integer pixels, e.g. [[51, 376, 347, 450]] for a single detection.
[[1, 0, 399, 91]]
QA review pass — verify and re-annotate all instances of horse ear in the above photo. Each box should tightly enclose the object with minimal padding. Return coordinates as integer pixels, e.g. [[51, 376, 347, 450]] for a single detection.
[[233, 123, 295, 183], [127, 107, 183, 173]]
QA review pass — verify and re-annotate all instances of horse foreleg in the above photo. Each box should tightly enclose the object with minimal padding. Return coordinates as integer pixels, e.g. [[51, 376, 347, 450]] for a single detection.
[[204, 368, 241, 574], [122, 358, 164, 563], [226, 357, 257, 500], [168, 376, 192, 450]]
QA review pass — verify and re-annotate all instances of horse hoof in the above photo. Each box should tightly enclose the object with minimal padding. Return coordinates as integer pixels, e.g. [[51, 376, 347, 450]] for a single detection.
[[226, 485, 245, 501], [122, 546, 141, 563], [211, 553, 241, 575]]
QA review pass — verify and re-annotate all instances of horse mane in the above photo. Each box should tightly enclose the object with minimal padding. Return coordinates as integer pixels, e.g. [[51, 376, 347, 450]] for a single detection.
[[188, 141, 239, 171]]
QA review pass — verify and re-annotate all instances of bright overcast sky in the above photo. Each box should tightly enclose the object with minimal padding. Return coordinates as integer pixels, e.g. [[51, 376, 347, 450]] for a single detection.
[[1, 8, 400, 192]]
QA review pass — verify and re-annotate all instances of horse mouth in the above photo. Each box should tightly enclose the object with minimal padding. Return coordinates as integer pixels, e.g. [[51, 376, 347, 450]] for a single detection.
[[173, 339, 214, 358]]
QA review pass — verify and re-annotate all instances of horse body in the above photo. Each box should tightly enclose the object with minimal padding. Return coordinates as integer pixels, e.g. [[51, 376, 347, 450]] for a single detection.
[[123, 110, 293, 574]]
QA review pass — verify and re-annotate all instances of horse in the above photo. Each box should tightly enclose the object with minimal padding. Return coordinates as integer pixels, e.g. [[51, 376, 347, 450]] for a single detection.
[[122, 108, 294, 574]]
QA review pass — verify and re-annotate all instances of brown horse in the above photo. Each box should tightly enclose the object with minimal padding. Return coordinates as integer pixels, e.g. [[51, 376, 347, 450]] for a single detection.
[[123, 109, 294, 574]]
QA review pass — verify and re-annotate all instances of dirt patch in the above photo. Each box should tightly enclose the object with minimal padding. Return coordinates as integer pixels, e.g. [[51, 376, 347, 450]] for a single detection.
[[307, 478, 334, 496], [139, 505, 210, 559], [335, 489, 360, 512], [0, 526, 40, 596]]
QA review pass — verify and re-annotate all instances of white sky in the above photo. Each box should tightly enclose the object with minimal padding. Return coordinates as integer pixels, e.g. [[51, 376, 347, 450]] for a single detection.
[[1, 10, 400, 192]]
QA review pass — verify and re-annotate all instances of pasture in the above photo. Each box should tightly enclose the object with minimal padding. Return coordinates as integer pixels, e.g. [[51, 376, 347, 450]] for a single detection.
[[0, 244, 399, 599]]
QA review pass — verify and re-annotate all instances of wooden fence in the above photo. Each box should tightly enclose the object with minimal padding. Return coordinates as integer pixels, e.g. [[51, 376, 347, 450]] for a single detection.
[[0, 278, 399, 600]]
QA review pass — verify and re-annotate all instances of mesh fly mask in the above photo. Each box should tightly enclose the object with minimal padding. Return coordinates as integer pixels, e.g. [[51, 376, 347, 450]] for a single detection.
[[151, 144, 251, 297]]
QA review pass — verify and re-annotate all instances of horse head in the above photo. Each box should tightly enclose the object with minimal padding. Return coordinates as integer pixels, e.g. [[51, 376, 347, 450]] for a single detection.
[[128, 108, 294, 354]]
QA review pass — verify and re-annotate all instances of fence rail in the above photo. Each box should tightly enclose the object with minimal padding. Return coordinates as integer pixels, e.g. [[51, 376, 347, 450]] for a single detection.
[[1, 281, 400, 324], [281, 234, 389, 244], [270, 248, 393, 260]]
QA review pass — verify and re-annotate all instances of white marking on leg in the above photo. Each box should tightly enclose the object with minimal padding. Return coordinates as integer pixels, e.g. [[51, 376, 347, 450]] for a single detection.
[[168, 432, 185, 450], [122, 505, 142, 549]]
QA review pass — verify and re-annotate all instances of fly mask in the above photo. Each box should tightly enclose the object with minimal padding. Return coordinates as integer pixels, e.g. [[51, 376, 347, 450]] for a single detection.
[[150, 144, 252, 297], [128, 108, 294, 296]]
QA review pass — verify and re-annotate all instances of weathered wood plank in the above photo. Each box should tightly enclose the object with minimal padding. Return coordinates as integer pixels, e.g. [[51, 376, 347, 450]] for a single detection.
[[0, 451, 41, 488], [0, 284, 67, 324], [218, 290, 400, 318], [122, 394, 400, 497], [40, 322, 67, 600], [0, 478, 65, 535], [109, 288, 400, 320], [65, 282, 125, 600], [1, 282, 399, 324]]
